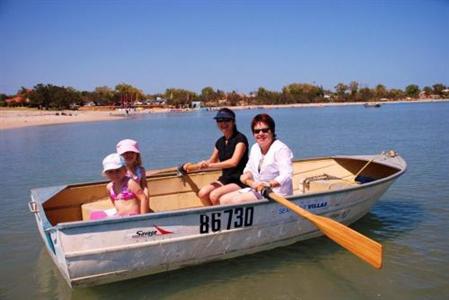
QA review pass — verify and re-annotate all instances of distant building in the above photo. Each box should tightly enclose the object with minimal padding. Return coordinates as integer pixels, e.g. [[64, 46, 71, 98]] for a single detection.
[[191, 101, 202, 109], [5, 95, 30, 105], [5, 88, 31, 105]]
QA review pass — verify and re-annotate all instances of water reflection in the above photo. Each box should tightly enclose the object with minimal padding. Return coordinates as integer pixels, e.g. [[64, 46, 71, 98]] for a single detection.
[[355, 200, 424, 241], [34, 249, 72, 299]]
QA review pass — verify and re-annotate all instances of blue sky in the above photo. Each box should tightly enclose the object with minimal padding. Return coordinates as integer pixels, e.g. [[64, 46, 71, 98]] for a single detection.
[[1, 0, 448, 95]]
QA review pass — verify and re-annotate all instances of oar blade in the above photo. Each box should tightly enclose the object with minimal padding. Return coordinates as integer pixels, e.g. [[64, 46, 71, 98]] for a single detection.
[[266, 191, 383, 269], [312, 215, 383, 269]]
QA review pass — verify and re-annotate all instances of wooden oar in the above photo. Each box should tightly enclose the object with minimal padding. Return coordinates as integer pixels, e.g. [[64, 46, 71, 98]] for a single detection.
[[145, 163, 202, 195], [146, 166, 178, 177], [266, 191, 382, 268], [245, 179, 382, 268], [146, 162, 205, 177]]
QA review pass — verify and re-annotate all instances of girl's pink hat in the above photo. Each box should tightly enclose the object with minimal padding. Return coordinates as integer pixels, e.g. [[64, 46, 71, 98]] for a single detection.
[[116, 139, 140, 155]]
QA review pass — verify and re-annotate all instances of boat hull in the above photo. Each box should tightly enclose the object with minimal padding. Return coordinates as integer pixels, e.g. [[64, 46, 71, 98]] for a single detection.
[[32, 179, 393, 287], [30, 153, 406, 287]]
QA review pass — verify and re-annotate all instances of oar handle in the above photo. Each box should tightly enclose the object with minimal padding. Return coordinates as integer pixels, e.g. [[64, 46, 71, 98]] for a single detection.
[[243, 178, 271, 192], [182, 162, 202, 173]]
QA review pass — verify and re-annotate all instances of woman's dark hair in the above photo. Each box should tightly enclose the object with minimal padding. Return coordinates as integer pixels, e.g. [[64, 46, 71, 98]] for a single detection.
[[251, 113, 276, 138]]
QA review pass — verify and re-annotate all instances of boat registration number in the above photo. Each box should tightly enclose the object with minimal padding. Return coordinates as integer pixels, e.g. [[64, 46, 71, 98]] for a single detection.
[[199, 206, 254, 234]]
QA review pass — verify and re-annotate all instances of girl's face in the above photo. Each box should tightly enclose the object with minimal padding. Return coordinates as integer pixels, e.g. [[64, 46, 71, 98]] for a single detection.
[[216, 118, 234, 134], [105, 167, 127, 182], [122, 151, 137, 164], [253, 121, 273, 149]]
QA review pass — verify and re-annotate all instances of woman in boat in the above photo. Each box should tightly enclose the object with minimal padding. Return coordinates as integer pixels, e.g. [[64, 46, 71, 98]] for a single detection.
[[103, 153, 150, 216], [116, 139, 149, 198], [185, 108, 249, 205], [220, 113, 293, 204]]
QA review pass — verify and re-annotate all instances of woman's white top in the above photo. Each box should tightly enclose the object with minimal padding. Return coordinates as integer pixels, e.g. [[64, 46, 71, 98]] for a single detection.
[[243, 139, 294, 196]]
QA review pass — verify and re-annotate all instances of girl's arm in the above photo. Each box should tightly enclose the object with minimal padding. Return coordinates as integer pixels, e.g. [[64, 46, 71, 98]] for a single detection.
[[139, 166, 149, 191], [208, 142, 247, 170], [105, 183, 119, 212], [128, 179, 150, 214]]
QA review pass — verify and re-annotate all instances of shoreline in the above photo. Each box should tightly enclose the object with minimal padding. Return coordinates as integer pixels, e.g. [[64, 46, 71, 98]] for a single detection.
[[1, 99, 448, 131]]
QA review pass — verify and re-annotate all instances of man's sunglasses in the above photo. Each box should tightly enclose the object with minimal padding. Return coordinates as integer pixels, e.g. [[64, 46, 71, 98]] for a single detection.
[[253, 128, 270, 134]]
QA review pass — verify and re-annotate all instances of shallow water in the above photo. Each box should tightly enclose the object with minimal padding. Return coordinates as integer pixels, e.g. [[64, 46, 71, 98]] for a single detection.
[[1, 102, 448, 299]]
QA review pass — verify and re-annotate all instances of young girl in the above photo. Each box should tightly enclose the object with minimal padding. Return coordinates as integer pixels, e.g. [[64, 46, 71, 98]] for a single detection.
[[116, 139, 149, 198], [103, 153, 150, 216]]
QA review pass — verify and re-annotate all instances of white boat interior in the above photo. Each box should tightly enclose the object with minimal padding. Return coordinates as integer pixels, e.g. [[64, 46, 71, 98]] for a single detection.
[[41, 156, 402, 226]]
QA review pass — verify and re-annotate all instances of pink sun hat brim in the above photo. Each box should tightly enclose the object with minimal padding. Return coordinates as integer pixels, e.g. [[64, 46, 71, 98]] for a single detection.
[[116, 139, 140, 155]]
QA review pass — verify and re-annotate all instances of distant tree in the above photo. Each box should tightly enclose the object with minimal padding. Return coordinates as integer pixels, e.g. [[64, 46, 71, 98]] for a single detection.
[[216, 89, 226, 100], [387, 88, 405, 100], [200, 86, 215, 101], [28, 84, 81, 109], [0, 93, 8, 107], [29, 84, 52, 108], [358, 87, 374, 102], [405, 84, 420, 98], [164, 88, 197, 107], [93, 86, 115, 105], [432, 83, 446, 96], [200, 86, 224, 106], [334, 83, 348, 102], [282, 83, 322, 103], [423, 86, 433, 96], [114, 83, 145, 106], [226, 91, 242, 106], [348, 81, 359, 100], [374, 84, 387, 99], [256, 87, 281, 105]]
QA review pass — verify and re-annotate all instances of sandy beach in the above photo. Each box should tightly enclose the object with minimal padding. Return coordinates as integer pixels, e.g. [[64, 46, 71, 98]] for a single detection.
[[1, 99, 447, 131], [0, 109, 127, 130]]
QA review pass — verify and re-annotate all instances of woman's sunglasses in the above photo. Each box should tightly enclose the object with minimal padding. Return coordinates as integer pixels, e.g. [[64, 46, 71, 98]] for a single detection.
[[253, 128, 270, 134], [216, 118, 233, 123]]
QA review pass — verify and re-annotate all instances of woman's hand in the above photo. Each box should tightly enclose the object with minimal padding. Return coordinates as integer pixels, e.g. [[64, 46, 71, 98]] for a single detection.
[[199, 160, 209, 169], [182, 162, 192, 172], [254, 181, 271, 192]]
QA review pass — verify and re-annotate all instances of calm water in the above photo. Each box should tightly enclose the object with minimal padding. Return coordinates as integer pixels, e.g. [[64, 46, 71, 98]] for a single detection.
[[1, 102, 448, 300]]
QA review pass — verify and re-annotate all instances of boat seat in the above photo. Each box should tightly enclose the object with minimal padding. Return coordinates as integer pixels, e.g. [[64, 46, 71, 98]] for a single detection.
[[296, 174, 358, 194], [81, 198, 115, 221]]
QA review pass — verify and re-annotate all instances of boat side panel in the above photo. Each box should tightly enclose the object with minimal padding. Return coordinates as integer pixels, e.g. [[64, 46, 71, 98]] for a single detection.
[[58, 179, 394, 286]]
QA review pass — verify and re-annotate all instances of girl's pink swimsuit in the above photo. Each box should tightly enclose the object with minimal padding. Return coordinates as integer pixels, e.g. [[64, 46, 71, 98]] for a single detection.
[[109, 180, 139, 216]]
